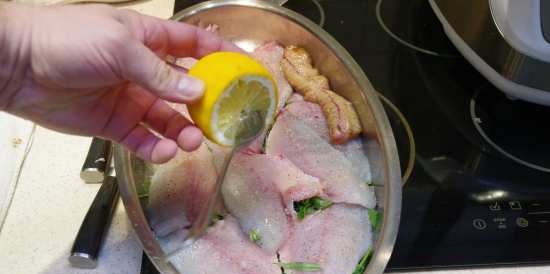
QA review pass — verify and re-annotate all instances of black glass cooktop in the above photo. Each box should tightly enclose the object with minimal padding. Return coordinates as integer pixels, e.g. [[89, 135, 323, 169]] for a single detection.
[[143, 0, 550, 273]]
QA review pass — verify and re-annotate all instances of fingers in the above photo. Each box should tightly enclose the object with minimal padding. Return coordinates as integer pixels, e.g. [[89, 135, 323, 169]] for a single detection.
[[119, 124, 178, 164], [101, 85, 203, 163], [116, 10, 245, 104], [142, 98, 203, 151], [120, 41, 204, 103], [118, 124, 200, 164], [116, 9, 243, 58], [177, 126, 203, 151], [116, 122, 202, 164]]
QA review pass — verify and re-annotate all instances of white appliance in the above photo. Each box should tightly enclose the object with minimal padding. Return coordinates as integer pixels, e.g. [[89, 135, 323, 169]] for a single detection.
[[430, 0, 550, 106]]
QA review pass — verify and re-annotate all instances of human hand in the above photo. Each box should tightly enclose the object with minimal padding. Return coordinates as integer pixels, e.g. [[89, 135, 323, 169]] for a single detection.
[[0, 3, 240, 163]]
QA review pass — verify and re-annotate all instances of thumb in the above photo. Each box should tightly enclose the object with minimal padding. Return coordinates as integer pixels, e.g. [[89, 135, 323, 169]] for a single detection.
[[120, 42, 204, 103]]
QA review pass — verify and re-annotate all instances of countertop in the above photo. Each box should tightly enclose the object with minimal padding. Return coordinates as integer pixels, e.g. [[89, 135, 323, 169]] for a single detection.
[[1, 1, 550, 274]]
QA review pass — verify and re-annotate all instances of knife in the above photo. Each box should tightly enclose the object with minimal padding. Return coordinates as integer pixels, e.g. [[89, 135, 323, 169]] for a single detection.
[[140, 252, 161, 274], [80, 138, 112, 183], [69, 165, 120, 269]]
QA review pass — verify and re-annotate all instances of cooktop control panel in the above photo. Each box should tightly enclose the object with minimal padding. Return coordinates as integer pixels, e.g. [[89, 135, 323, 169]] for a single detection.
[[386, 172, 550, 271], [472, 200, 549, 232]]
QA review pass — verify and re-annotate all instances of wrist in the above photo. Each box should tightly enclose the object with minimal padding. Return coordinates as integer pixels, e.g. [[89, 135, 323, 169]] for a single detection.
[[0, 2, 33, 111]]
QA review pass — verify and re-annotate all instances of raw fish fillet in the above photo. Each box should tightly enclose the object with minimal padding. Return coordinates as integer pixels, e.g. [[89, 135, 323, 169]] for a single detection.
[[279, 204, 373, 274], [284, 101, 372, 183], [283, 100, 328, 139], [204, 139, 229, 173], [287, 93, 304, 104], [147, 143, 221, 237], [335, 138, 372, 183], [266, 111, 375, 208], [169, 216, 280, 274], [222, 153, 324, 252], [252, 42, 293, 111]]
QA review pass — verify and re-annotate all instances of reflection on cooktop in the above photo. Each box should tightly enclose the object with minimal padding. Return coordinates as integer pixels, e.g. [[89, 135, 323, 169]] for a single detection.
[[374, 0, 459, 58], [470, 85, 550, 173]]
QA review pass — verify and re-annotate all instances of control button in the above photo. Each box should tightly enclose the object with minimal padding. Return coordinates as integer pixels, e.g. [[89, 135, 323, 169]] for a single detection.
[[509, 201, 522, 210], [489, 202, 501, 211], [473, 218, 487, 230], [516, 217, 529, 228], [493, 217, 507, 230]]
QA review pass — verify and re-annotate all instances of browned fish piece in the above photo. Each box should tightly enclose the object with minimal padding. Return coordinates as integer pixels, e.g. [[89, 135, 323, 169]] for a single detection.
[[281, 45, 362, 144]]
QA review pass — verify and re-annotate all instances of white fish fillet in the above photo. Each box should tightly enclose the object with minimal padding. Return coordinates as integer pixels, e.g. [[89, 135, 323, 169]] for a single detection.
[[169, 216, 281, 274], [251, 41, 293, 111], [266, 110, 375, 208], [283, 101, 372, 182], [147, 143, 221, 237], [222, 153, 324, 252], [287, 93, 304, 104], [279, 204, 373, 274]]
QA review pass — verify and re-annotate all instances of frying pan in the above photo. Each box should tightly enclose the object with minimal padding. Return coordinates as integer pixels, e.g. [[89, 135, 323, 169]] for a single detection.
[[114, 1, 402, 274]]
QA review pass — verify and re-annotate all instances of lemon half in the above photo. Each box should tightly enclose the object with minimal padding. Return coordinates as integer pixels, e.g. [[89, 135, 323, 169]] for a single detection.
[[187, 52, 278, 146]]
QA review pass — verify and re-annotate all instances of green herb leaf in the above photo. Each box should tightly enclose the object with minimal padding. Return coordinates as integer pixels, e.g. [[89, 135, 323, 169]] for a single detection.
[[249, 228, 261, 244], [368, 209, 377, 226], [277, 262, 322, 272], [214, 212, 225, 221], [311, 197, 332, 210], [366, 181, 374, 186], [137, 179, 151, 200], [294, 197, 333, 220], [352, 248, 374, 274], [208, 212, 225, 227], [368, 209, 383, 232]]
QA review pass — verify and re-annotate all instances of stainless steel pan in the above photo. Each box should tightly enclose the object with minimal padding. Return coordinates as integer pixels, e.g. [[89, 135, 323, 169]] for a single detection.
[[114, 1, 402, 273]]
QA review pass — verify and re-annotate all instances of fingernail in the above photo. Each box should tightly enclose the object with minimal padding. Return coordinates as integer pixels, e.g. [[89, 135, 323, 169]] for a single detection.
[[178, 76, 204, 100]]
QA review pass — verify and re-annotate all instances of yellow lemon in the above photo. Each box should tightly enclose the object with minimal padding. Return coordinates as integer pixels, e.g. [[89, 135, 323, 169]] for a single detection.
[[187, 52, 278, 146]]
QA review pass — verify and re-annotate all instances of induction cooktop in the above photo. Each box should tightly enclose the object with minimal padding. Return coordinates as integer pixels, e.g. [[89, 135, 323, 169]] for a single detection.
[[142, 1, 550, 272]]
